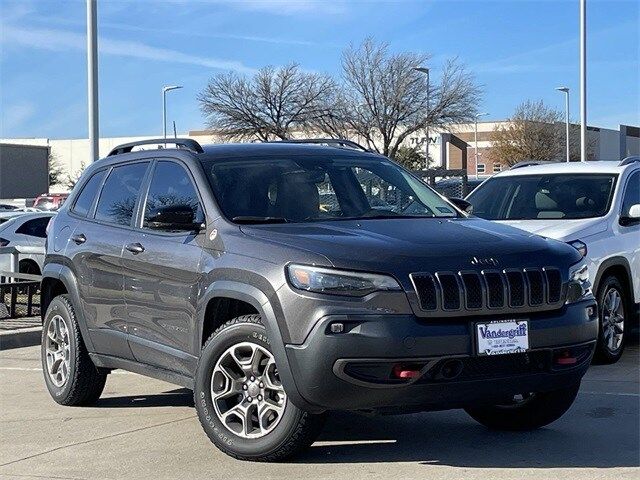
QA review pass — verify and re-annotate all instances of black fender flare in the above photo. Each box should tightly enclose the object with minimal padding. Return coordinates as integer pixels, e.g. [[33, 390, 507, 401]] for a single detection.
[[197, 281, 320, 412], [41, 263, 95, 352], [592, 256, 633, 299]]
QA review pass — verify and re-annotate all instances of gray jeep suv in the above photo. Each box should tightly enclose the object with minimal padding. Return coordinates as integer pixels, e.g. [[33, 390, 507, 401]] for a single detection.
[[41, 138, 598, 461]]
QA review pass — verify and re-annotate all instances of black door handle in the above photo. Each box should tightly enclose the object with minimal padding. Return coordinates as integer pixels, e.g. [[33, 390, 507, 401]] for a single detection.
[[71, 233, 86, 245], [125, 242, 145, 254]]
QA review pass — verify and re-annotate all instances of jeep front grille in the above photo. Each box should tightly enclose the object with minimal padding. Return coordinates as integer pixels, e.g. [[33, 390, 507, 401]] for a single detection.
[[410, 268, 565, 313]]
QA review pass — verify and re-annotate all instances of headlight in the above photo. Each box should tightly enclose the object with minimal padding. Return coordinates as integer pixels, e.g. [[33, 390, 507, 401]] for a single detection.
[[567, 239, 587, 257], [566, 262, 591, 303], [287, 264, 401, 297]]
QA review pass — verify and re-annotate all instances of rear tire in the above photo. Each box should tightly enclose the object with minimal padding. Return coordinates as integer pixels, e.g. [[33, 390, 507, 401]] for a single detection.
[[41, 295, 107, 406], [194, 315, 324, 462], [465, 383, 580, 431], [593, 275, 626, 364]]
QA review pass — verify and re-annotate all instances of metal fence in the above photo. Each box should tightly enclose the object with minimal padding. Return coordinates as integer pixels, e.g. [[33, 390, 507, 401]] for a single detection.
[[0, 245, 44, 319], [413, 168, 471, 198]]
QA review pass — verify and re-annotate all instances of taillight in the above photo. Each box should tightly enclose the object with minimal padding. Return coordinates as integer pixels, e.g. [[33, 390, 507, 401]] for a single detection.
[[0, 237, 10, 247]]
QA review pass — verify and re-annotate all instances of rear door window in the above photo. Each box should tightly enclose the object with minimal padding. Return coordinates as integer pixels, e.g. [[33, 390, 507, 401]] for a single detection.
[[72, 170, 106, 217], [95, 163, 149, 226]]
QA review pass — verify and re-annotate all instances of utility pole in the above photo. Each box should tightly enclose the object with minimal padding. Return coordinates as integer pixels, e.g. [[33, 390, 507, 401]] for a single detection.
[[86, 0, 99, 162], [580, 0, 587, 162], [474, 112, 488, 179], [163, 85, 183, 146], [556, 87, 570, 162]]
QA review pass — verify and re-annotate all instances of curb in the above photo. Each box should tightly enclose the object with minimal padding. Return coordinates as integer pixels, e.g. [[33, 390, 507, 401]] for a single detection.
[[0, 326, 42, 350]]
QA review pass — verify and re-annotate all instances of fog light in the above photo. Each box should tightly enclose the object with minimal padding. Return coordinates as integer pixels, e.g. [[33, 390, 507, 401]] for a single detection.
[[330, 323, 344, 334], [587, 306, 596, 317]]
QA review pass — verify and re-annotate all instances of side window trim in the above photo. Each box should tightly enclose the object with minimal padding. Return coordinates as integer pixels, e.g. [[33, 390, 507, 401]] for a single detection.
[[88, 167, 111, 219], [137, 158, 206, 234], [620, 170, 640, 216]]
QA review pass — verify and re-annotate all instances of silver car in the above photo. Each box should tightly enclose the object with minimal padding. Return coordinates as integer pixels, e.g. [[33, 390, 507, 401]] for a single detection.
[[0, 212, 55, 275]]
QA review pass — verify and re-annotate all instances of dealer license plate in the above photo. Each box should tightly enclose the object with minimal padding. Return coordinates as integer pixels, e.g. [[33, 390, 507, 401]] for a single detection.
[[476, 320, 529, 356]]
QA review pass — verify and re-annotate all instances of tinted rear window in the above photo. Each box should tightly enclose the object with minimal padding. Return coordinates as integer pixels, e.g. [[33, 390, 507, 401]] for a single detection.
[[95, 163, 149, 226], [72, 170, 106, 217], [16, 217, 52, 238]]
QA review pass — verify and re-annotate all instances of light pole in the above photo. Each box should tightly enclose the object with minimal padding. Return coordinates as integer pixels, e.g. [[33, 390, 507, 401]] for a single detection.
[[579, 0, 587, 162], [414, 67, 430, 170], [162, 85, 183, 145], [86, 0, 99, 162], [474, 112, 488, 179], [556, 87, 570, 162]]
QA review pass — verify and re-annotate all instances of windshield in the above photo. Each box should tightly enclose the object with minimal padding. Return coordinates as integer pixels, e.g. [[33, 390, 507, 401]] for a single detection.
[[201, 155, 458, 223], [467, 174, 617, 220]]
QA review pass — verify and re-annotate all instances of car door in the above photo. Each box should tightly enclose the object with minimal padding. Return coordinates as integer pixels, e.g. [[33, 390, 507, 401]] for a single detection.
[[617, 170, 640, 301], [122, 159, 205, 375], [65, 162, 150, 359]]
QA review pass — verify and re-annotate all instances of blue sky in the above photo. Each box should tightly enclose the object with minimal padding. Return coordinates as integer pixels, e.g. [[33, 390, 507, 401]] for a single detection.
[[1, 0, 638, 139]]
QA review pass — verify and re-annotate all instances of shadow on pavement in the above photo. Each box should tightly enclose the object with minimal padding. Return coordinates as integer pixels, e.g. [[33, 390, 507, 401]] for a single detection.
[[96, 388, 193, 408]]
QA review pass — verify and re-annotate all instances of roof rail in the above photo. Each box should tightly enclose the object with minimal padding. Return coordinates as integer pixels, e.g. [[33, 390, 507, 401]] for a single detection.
[[620, 156, 640, 166], [107, 138, 204, 157], [271, 138, 370, 152], [510, 160, 554, 169]]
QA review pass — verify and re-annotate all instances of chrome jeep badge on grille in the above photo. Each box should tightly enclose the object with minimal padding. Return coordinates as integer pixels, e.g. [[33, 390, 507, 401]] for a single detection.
[[471, 256, 499, 266]]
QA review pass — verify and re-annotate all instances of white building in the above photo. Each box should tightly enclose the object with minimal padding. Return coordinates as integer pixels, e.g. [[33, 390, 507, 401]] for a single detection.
[[1, 122, 637, 194]]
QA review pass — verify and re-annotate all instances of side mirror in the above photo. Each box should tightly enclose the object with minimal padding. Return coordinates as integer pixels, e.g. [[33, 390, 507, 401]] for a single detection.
[[620, 203, 640, 226], [146, 205, 203, 232], [449, 197, 474, 214]]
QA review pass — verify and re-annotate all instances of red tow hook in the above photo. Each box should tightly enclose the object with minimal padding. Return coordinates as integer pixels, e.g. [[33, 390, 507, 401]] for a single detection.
[[392, 364, 422, 379], [555, 352, 578, 365]]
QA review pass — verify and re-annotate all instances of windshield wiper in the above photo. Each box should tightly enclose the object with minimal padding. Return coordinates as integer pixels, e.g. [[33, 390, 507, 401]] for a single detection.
[[232, 216, 290, 224]]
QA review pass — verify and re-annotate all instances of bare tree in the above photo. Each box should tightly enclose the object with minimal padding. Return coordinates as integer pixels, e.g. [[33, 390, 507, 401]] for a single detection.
[[324, 39, 481, 158], [491, 100, 594, 166], [198, 64, 337, 141]]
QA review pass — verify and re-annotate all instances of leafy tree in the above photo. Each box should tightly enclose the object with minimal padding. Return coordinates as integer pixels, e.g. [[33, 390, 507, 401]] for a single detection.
[[391, 146, 433, 171], [65, 161, 86, 189], [48, 153, 66, 188]]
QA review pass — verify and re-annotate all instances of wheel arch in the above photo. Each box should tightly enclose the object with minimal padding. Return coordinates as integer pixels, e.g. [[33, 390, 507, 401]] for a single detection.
[[593, 257, 634, 306], [41, 263, 95, 351], [197, 281, 318, 412]]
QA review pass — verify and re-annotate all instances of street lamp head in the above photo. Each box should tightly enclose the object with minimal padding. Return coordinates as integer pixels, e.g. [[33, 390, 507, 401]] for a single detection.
[[556, 86, 569, 93], [414, 67, 430, 75], [163, 85, 183, 93]]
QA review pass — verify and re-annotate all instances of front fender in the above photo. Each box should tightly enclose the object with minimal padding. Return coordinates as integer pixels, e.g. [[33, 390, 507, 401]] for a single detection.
[[197, 281, 321, 412]]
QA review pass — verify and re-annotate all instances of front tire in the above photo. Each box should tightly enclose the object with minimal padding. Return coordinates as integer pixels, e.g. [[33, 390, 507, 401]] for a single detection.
[[194, 315, 324, 462], [594, 276, 627, 364], [41, 295, 107, 405], [464, 383, 580, 431]]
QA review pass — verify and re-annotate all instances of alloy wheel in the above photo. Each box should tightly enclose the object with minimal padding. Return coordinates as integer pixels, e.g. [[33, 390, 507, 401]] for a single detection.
[[602, 287, 624, 353], [45, 315, 71, 387], [210, 341, 287, 439]]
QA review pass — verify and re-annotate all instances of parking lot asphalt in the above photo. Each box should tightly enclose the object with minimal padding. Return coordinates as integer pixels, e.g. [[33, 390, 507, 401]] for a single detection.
[[1, 339, 638, 480]]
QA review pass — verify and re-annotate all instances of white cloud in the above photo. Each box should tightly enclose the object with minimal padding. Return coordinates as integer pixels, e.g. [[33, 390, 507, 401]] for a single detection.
[[1, 102, 36, 133], [1, 25, 257, 74]]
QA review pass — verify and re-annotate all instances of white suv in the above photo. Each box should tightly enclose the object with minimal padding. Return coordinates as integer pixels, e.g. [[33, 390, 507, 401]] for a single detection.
[[466, 157, 640, 363]]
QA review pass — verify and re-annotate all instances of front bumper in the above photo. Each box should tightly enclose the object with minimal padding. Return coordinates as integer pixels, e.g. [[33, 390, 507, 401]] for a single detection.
[[284, 298, 598, 412]]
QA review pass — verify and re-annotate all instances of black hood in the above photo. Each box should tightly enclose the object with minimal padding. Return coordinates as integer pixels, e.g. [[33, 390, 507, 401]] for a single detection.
[[240, 217, 582, 287]]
